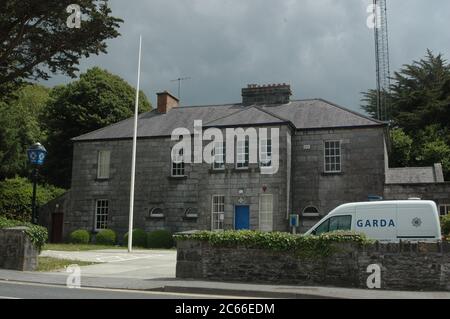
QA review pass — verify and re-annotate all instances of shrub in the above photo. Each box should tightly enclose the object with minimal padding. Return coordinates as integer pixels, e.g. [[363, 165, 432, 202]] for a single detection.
[[174, 230, 371, 258], [0, 177, 65, 221], [123, 229, 147, 247], [441, 215, 450, 237], [69, 229, 90, 244], [95, 229, 116, 245], [0, 216, 48, 251], [147, 229, 174, 249]]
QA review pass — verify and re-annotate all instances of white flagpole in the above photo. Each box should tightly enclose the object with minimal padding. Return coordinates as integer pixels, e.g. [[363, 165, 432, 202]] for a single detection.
[[128, 35, 142, 253]]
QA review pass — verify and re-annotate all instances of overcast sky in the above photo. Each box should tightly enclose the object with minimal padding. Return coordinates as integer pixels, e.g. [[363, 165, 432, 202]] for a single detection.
[[43, 0, 450, 113]]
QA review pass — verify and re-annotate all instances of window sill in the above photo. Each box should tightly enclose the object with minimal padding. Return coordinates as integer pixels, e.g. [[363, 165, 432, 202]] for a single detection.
[[321, 171, 343, 176], [168, 175, 187, 180]]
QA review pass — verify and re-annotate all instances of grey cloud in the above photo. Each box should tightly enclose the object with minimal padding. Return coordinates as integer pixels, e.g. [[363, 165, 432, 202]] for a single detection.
[[43, 0, 450, 113]]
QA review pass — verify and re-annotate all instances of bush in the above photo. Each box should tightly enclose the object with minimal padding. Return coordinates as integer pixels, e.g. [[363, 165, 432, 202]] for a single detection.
[[123, 229, 147, 247], [441, 215, 450, 237], [0, 177, 65, 221], [95, 229, 116, 245], [147, 229, 174, 249], [174, 230, 371, 258], [69, 229, 90, 244], [0, 216, 48, 251]]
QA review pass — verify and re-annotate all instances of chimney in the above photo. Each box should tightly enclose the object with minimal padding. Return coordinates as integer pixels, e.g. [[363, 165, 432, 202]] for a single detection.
[[242, 83, 292, 105], [157, 91, 179, 113]]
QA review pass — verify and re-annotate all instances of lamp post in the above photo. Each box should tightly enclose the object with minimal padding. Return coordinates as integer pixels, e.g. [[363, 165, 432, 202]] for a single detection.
[[27, 142, 47, 225]]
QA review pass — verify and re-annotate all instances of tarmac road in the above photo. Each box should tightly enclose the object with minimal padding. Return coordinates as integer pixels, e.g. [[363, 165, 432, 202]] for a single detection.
[[0, 280, 239, 299]]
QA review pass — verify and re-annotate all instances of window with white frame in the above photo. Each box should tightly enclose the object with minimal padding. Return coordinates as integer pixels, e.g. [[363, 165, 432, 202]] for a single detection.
[[260, 138, 272, 168], [324, 141, 341, 173], [95, 199, 109, 230], [259, 194, 273, 232], [172, 148, 185, 177], [97, 150, 111, 179], [236, 138, 249, 169], [439, 204, 450, 216], [213, 141, 225, 170], [212, 195, 225, 231]]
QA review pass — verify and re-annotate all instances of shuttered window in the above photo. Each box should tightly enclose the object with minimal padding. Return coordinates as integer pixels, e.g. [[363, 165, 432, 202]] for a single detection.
[[97, 150, 111, 179], [259, 194, 273, 232]]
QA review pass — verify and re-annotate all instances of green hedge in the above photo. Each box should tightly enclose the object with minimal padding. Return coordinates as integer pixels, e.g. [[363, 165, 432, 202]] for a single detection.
[[174, 230, 371, 258], [0, 177, 65, 221], [69, 229, 90, 244], [0, 216, 48, 251], [147, 230, 174, 249], [96, 229, 116, 245], [441, 215, 450, 236], [123, 229, 147, 247]]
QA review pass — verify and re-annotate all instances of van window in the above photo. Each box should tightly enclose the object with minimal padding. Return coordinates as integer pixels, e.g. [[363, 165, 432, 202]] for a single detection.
[[312, 215, 352, 235], [329, 215, 352, 232]]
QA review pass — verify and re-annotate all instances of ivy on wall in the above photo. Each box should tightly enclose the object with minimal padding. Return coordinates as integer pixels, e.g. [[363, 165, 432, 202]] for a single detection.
[[0, 216, 48, 251], [174, 230, 372, 258]]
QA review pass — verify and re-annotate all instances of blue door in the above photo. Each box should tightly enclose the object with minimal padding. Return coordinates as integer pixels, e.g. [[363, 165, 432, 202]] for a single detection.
[[235, 205, 250, 230]]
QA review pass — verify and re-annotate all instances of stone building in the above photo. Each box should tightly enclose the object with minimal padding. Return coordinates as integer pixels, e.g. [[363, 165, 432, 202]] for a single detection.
[[40, 84, 450, 241]]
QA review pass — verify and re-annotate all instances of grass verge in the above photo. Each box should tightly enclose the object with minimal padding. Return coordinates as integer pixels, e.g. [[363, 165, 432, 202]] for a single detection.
[[37, 257, 97, 272]]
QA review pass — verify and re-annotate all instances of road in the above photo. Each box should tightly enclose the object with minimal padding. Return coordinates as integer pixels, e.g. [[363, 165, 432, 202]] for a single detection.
[[0, 280, 237, 299]]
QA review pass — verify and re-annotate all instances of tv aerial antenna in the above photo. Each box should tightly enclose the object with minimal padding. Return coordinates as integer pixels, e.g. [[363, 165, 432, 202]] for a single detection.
[[171, 77, 191, 102]]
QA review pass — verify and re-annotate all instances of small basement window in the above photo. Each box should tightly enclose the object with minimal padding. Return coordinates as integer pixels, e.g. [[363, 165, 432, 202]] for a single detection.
[[149, 207, 164, 219], [302, 206, 320, 217], [184, 207, 198, 219]]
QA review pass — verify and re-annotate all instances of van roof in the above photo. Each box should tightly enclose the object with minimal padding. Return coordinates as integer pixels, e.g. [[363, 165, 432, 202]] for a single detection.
[[330, 200, 436, 214]]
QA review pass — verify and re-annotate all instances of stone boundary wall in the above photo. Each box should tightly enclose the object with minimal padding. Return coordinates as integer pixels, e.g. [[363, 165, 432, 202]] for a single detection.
[[176, 240, 450, 291], [0, 227, 38, 271]]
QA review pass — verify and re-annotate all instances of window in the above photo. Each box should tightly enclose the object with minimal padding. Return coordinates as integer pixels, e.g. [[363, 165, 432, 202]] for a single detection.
[[440, 204, 450, 216], [95, 199, 109, 230], [259, 194, 273, 232], [212, 195, 225, 231], [149, 207, 164, 218], [184, 207, 198, 219], [213, 142, 225, 170], [312, 215, 352, 235], [324, 141, 341, 173], [97, 150, 111, 179], [172, 148, 185, 177], [236, 138, 249, 169], [302, 206, 320, 217], [259, 138, 272, 168]]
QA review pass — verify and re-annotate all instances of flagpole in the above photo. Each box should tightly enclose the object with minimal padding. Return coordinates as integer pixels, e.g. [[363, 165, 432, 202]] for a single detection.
[[128, 35, 142, 253]]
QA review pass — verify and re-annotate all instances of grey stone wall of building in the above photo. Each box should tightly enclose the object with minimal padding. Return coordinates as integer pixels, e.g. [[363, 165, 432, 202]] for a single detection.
[[176, 239, 450, 291], [67, 125, 291, 241], [384, 183, 450, 207], [0, 227, 38, 271], [291, 127, 386, 231]]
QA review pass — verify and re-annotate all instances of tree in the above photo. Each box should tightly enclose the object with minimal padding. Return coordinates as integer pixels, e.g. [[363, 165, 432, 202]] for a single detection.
[[389, 128, 413, 168], [0, 0, 122, 95], [43, 67, 151, 188], [0, 84, 49, 179], [361, 50, 450, 179]]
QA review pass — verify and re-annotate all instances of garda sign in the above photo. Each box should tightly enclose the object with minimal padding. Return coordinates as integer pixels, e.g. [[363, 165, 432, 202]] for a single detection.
[[356, 219, 395, 228], [27, 148, 47, 166]]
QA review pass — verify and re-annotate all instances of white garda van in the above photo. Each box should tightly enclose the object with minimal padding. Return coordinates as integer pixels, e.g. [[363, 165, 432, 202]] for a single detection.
[[304, 200, 442, 242]]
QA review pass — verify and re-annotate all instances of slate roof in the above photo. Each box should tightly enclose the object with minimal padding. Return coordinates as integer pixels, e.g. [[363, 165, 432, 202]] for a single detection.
[[72, 99, 385, 141], [386, 166, 443, 184]]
